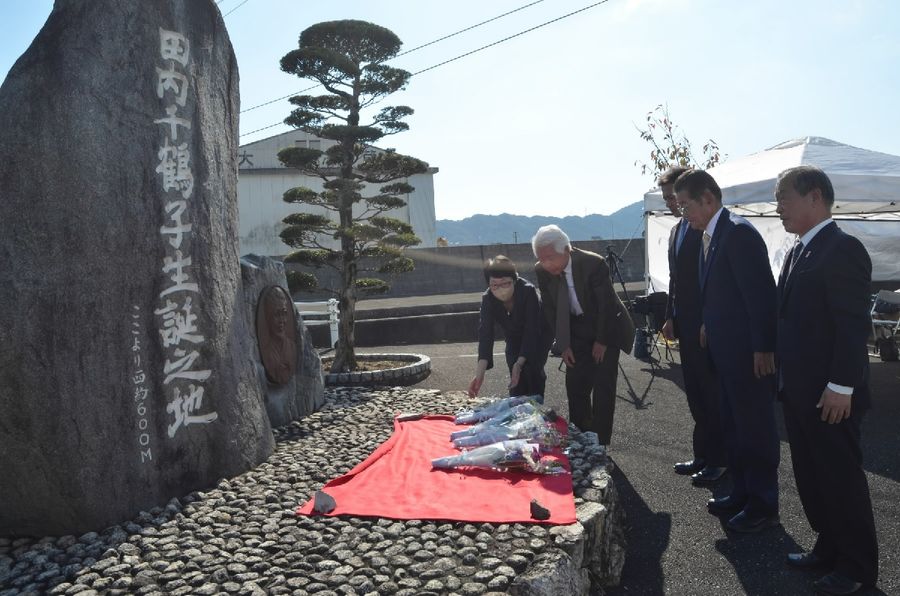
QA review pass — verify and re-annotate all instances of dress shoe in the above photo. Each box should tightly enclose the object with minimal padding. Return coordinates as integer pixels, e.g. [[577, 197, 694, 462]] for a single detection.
[[707, 495, 745, 515], [674, 459, 705, 475], [786, 551, 827, 569], [691, 466, 727, 486], [726, 510, 780, 533], [812, 572, 863, 595]]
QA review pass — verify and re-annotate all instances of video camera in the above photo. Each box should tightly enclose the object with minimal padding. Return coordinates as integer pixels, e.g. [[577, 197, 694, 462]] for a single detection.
[[630, 294, 653, 316], [629, 292, 669, 333]]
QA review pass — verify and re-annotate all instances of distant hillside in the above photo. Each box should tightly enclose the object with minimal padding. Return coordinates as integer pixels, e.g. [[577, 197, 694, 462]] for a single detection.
[[436, 201, 644, 246]]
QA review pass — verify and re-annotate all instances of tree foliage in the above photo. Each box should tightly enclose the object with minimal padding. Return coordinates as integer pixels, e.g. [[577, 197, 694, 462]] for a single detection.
[[634, 104, 725, 178], [278, 20, 428, 372]]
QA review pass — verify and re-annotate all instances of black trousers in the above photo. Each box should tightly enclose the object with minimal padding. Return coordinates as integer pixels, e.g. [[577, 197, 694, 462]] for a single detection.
[[782, 395, 878, 585], [507, 358, 547, 401], [564, 315, 620, 444], [716, 370, 780, 516], [678, 326, 726, 466]]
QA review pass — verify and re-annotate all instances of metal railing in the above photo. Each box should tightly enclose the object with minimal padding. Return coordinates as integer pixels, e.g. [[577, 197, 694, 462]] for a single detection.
[[294, 298, 339, 348]]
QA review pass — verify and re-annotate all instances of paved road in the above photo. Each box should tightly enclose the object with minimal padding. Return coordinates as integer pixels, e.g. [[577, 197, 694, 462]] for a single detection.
[[360, 342, 900, 595]]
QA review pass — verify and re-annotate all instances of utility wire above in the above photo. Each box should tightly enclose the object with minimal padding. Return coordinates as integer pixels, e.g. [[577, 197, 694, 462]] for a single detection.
[[412, 0, 608, 77], [236, 0, 544, 116], [396, 0, 546, 58], [241, 0, 546, 114], [223, 0, 251, 18], [240, 0, 610, 140]]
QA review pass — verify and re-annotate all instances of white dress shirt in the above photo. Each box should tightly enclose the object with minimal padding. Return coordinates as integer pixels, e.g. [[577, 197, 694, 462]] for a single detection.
[[704, 206, 725, 239], [563, 256, 584, 315]]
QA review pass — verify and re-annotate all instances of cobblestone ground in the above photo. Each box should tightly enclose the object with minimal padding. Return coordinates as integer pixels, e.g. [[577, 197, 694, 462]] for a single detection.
[[0, 388, 608, 596]]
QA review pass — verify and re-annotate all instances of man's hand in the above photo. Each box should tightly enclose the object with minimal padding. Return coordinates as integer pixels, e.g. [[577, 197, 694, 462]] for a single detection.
[[662, 318, 675, 342], [753, 352, 776, 378], [562, 347, 576, 368], [467, 375, 483, 398], [509, 360, 524, 389], [592, 342, 607, 364], [699, 324, 707, 349], [817, 387, 852, 423]]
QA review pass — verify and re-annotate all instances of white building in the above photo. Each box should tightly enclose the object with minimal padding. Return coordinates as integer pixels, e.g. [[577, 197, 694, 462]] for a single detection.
[[237, 129, 438, 256]]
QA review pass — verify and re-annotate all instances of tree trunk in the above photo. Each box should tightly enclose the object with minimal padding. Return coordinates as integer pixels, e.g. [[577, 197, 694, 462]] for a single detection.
[[332, 250, 357, 372], [332, 85, 360, 372]]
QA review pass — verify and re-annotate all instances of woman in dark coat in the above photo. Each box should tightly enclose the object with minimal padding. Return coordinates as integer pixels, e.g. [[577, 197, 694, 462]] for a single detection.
[[467, 256, 553, 400]]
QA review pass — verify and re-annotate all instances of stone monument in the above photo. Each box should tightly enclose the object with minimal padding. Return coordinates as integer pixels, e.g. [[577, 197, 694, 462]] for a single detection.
[[0, 0, 274, 535], [241, 255, 325, 427]]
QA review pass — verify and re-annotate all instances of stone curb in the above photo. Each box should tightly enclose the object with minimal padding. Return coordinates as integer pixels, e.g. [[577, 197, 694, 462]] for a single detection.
[[323, 353, 432, 387]]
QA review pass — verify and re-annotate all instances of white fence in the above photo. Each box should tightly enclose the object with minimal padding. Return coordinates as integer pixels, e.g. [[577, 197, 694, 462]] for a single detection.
[[294, 298, 339, 348]]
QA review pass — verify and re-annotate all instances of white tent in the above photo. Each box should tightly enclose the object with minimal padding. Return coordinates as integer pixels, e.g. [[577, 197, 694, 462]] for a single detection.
[[644, 137, 900, 293]]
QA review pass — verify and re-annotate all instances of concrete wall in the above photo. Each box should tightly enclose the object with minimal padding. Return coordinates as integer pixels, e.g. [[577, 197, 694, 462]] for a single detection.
[[286, 239, 645, 301]]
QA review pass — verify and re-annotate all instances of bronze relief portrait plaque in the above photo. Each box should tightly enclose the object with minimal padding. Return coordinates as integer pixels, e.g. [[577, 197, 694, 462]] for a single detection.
[[256, 285, 297, 385]]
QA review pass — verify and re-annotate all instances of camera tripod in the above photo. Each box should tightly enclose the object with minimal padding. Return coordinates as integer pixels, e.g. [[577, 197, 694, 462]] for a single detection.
[[606, 246, 671, 372], [605, 246, 630, 303]]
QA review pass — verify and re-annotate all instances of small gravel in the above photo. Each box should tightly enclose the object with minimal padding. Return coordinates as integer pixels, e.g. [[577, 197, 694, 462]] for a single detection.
[[0, 388, 609, 594]]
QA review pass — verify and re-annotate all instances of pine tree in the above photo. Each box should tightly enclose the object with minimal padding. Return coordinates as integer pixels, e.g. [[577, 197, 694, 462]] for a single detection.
[[278, 20, 428, 372]]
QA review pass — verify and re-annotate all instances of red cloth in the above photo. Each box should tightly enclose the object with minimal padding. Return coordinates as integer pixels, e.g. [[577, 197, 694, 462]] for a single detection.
[[297, 415, 576, 524]]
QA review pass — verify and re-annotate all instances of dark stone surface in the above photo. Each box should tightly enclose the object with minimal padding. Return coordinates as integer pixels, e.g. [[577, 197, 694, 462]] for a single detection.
[[0, 0, 273, 535], [240, 255, 324, 426]]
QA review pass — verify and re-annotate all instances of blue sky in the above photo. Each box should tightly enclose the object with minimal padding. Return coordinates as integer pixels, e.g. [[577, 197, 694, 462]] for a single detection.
[[3, 0, 899, 221]]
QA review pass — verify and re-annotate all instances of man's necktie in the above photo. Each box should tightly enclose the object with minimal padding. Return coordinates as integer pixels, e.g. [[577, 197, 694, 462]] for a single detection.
[[787, 241, 804, 278], [555, 271, 571, 354], [675, 220, 687, 256], [702, 232, 712, 260]]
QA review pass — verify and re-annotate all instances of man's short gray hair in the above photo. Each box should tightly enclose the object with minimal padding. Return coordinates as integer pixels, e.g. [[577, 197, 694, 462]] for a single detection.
[[532, 225, 571, 257]]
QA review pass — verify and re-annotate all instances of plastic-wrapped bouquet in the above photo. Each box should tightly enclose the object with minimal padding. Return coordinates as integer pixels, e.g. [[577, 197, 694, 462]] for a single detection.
[[454, 395, 540, 425], [452, 411, 566, 449], [451, 401, 541, 440], [431, 439, 567, 475]]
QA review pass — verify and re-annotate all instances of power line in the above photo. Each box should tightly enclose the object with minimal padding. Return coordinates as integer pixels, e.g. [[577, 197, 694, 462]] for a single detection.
[[411, 0, 609, 77], [240, 0, 610, 141], [241, 0, 546, 114], [396, 0, 546, 58], [223, 0, 251, 18], [241, 121, 285, 137], [241, 85, 319, 114]]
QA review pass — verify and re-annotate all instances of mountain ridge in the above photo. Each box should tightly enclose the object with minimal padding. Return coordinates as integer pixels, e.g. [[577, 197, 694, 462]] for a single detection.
[[435, 201, 644, 246]]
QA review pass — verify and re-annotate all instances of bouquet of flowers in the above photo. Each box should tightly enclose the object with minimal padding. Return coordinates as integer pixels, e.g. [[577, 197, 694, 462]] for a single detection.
[[450, 401, 542, 441], [431, 439, 567, 475], [452, 410, 565, 449], [454, 394, 541, 425]]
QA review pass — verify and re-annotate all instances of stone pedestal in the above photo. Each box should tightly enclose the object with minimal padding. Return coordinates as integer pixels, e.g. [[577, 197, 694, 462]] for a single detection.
[[510, 433, 626, 595], [240, 255, 325, 426]]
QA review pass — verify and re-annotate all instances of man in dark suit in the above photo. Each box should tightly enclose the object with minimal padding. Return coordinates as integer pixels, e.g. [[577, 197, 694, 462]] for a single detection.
[[674, 170, 780, 533], [533, 225, 634, 445], [659, 167, 727, 485], [775, 166, 878, 595]]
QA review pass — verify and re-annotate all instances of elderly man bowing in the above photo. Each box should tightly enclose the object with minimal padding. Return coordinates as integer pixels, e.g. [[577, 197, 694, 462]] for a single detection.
[[533, 225, 634, 445]]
